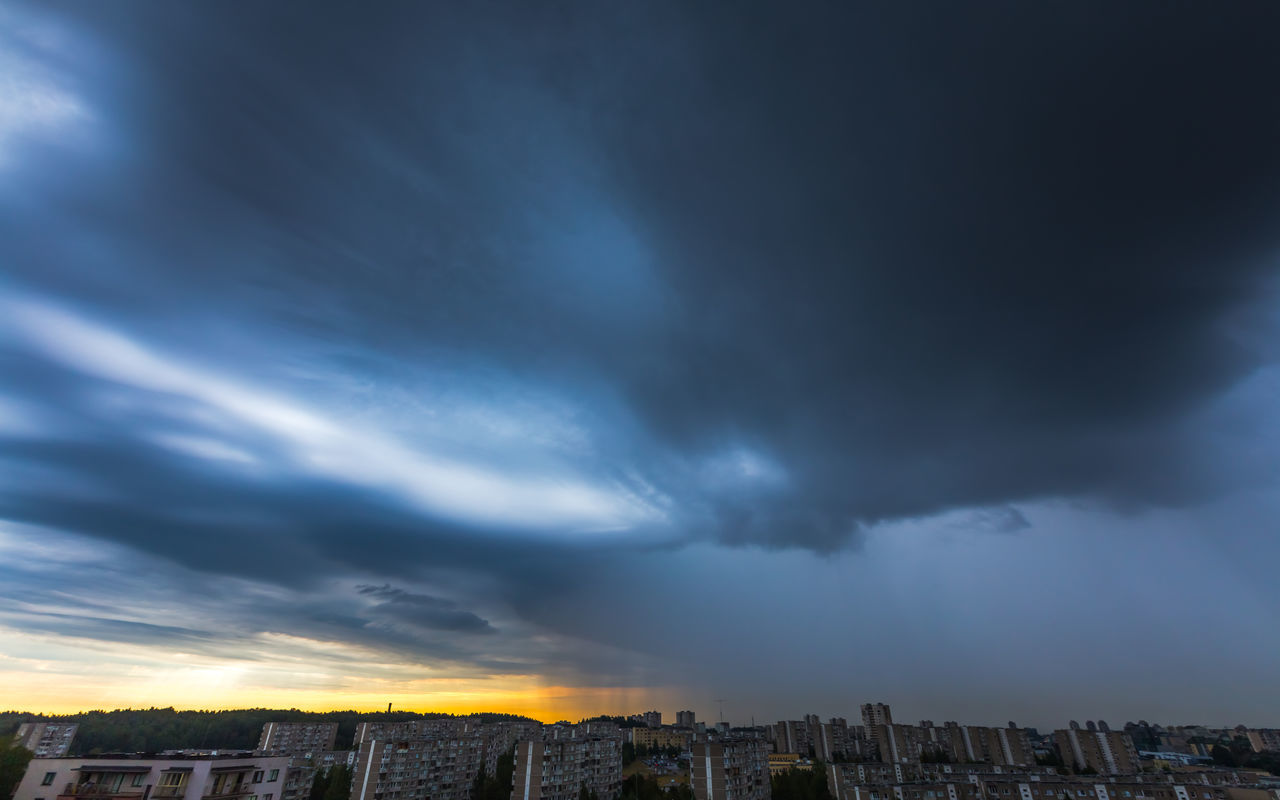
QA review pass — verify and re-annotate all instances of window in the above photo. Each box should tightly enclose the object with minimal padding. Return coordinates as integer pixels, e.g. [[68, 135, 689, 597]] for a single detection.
[[42, 774, 56, 786], [268, 771, 279, 782], [160, 773, 185, 788], [132, 775, 146, 787], [254, 772, 264, 784]]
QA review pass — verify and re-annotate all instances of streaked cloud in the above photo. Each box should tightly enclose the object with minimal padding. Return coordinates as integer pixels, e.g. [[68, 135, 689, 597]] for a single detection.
[[0, 0, 1278, 726]]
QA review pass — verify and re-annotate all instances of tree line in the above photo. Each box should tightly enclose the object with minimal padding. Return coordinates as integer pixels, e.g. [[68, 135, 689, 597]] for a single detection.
[[0, 709, 536, 756], [772, 762, 832, 800]]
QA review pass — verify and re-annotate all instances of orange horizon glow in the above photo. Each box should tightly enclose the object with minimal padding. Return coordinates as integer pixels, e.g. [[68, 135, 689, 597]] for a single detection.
[[1, 691, 674, 722], [1, 688, 690, 723], [0, 622, 689, 724], [0, 664, 685, 723]]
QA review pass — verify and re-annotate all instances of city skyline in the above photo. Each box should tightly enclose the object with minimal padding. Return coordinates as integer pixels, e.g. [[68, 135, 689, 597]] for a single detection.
[[2, 3, 1280, 724]]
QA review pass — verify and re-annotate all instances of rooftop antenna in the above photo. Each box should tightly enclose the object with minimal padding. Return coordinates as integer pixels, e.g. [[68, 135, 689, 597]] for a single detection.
[[717, 698, 727, 725]]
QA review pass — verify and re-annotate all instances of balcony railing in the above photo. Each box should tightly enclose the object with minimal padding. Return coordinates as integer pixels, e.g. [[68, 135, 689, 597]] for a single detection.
[[203, 788, 256, 800], [59, 786, 146, 800]]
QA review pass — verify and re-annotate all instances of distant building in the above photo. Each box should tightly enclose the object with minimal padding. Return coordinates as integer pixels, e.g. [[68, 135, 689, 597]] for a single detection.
[[768, 753, 799, 772], [256, 724, 338, 756], [354, 734, 485, 800], [352, 717, 542, 800], [12, 754, 291, 800], [941, 723, 1035, 766], [14, 724, 78, 759], [826, 767, 1280, 800], [1138, 751, 1213, 767], [677, 712, 697, 729], [861, 705, 893, 730], [1053, 728, 1138, 774], [826, 762, 918, 789], [1246, 730, 1280, 753], [773, 721, 812, 758], [768, 754, 808, 776], [827, 771, 976, 800], [631, 727, 691, 751], [691, 739, 770, 800], [510, 724, 622, 800], [814, 719, 857, 762]]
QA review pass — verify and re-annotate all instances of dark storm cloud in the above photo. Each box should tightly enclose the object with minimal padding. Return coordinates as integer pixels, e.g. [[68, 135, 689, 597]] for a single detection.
[[4, 3, 1280, 575], [356, 585, 496, 634], [3, 1, 1280, 721]]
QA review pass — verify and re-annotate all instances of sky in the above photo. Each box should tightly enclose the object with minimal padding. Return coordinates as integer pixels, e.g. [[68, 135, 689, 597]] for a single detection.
[[2, 1, 1280, 731]]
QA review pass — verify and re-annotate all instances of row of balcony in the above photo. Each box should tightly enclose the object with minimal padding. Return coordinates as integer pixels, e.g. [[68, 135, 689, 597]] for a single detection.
[[58, 784, 257, 800]]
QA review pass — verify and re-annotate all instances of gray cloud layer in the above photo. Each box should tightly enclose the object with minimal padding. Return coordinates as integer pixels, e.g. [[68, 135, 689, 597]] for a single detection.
[[2, 1, 1279, 721]]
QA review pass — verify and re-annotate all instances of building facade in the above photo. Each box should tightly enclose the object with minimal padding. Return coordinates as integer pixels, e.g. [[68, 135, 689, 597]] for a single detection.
[[257, 724, 339, 757], [1245, 730, 1280, 754], [862, 706, 894, 731], [1053, 730, 1138, 775], [13, 755, 292, 800], [631, 728, 691, 752], [510, 726, 622, 800], [690, 740, 771, 800], [941, 725, 1035, 767], [14, 725, 79, 759]]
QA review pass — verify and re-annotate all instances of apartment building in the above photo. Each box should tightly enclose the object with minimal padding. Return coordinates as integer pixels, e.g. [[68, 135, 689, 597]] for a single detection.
[[773, 722, 812, 758], [815, 720, 858, 763], [354, 718, 540, 780], [875, 725, 929, 766], [678, 713, 698, 729], [690, 739, 771, 800], [1053, 730, 1138, 775], [510, 725, 622, 800], [1245, 730, 1280, 754], [353, 721, 460, 748], [257, 724, 339, 757], [769, 754, 805, 776], [828, 763, 922, 789], [918, 767, 1059, 782], [827, 777, 981, 800], [14, 724, 79, 758], [13, 754, 292, 800], [863, 706, 894, 731], [940, 725, 1035, 767], [353, 733, 488, 800], [631, 728, 691, 751], [826, 770, 1280, 800]]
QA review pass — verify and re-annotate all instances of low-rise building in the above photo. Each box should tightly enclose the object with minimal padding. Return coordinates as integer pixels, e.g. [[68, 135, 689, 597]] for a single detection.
[[770, 754, 799, 775], [632, 728, 691, 752], [13, 754, 292, 800]]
